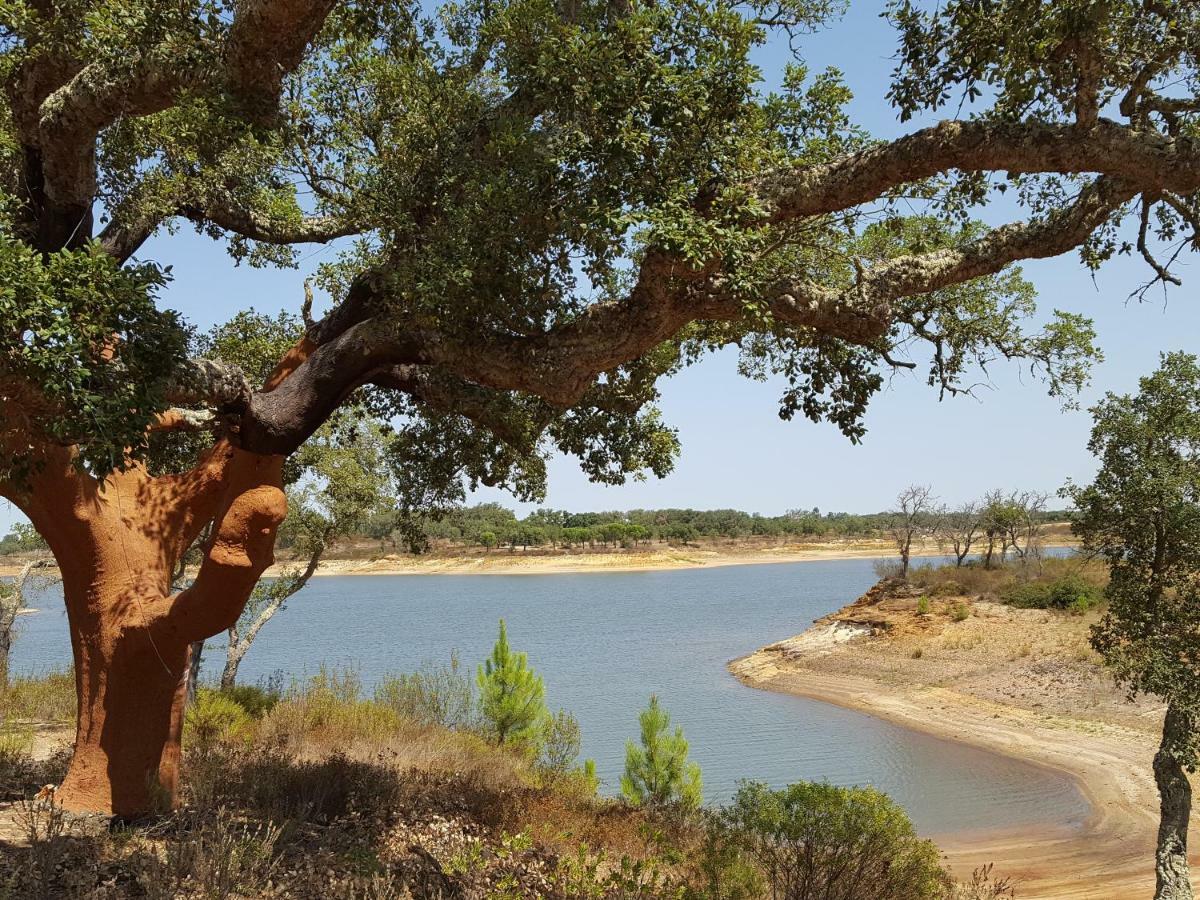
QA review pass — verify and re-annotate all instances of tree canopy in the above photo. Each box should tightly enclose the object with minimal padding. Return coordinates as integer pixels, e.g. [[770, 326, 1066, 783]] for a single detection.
[[5, 0, 1197, 503]]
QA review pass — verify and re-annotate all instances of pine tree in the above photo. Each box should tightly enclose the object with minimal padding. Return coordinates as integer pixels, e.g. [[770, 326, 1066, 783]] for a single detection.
[[477, 620, 547, 748], [621, 694, 703, 810]]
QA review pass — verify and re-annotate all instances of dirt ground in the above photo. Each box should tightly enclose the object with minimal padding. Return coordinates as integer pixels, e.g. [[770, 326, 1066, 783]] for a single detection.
[[731, 579, 1195, 899]]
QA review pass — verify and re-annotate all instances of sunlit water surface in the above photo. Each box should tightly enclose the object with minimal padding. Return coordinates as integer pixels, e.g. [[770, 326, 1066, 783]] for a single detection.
[[9, 555, 1088, 834]]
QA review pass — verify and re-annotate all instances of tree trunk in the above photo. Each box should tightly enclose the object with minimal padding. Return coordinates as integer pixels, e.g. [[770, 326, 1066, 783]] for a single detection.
[[221, 638, 246, 691], [61, 598, 191, 817], [1155, 703, 1195, 900], [4, 443, 288, 817], [0, 592, 16, 688], [186, 640, 204, 703]]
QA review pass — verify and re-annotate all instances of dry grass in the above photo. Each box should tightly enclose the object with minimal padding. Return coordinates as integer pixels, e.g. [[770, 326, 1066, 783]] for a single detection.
[[0, 669, 75, 724], [0, 666, 1015, 899]]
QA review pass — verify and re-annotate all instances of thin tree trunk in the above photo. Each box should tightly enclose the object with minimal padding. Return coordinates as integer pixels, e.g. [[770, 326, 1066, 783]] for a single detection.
[[0, 559, 50, 688], [1155, 702, 1195, 900], [219, 541, 324, 690], [186, 640, 204, 702]]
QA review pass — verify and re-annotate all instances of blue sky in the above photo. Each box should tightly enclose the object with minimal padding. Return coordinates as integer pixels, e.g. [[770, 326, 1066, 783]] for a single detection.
[[3, 4, 1197, 532]]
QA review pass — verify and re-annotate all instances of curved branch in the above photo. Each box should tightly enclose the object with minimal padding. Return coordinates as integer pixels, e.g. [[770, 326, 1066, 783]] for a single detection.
[[180, 200, 360, 245], [758, 119, 1199, 225]]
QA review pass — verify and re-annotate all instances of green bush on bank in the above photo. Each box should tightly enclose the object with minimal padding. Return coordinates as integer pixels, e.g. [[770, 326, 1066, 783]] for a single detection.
[[1002, 573, 1104, 612], [717, 780, 951, 900]]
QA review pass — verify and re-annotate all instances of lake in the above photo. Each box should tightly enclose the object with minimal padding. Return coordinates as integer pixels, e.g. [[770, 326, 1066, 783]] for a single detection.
[[8, 555, 1088, 835]]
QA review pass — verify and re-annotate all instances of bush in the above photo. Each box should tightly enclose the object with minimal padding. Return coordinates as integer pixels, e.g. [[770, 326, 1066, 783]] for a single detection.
[[374, 652, 475, 729], [477, 620, 546, 749], [951, 601, 971, 621], [219, 683, 280, 718], [538, 709, 582, 776], [185, 689, 252, 750], [722, 781, 950, 900], [260, 667, 402, 747], [1002, 573, 1104, 611], [916, 596, 930, 615]]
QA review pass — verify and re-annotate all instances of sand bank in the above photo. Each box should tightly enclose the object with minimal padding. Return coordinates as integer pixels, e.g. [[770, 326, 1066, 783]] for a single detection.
[[729, 586, 1195, 899]]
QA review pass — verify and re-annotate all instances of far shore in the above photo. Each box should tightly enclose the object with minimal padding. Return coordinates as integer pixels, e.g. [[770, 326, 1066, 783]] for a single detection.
[[729, 585, 1196, 899], [0, 538, 1079, 580]]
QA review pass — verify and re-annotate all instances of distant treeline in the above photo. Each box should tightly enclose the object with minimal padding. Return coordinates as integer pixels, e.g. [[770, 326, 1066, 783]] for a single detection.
[[0, 502, 1073, 557], [353, 502, 1072, 552]]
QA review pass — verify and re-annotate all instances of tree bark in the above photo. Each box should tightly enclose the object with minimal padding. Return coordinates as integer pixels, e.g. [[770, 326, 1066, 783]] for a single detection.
[[3, 441, 287, 817], [1155, 703, 1195, 900], [186, 640, 204, 703]]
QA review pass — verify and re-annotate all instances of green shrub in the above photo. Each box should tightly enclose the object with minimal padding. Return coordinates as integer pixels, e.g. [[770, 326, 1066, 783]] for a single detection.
[[951, 601, 971, 621], [477, 620, 546, 749], [1002, 574, 1103, 611], [916, 596, 930, 615], [219, 683, 280, 718], [722, 781, 950, 900], [374, 652, 475, 729], [186, 689, 253, 749], [263, 668, 403, 746], [622, 695, 702, 810], [538, 709, 582, 776]]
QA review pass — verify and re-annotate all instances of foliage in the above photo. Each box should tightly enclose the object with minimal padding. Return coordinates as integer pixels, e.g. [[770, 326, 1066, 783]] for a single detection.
[[538, 709, 583, 776], [0, 524, 46, 556], [721, 780, 950, 900], [621, 694, 703, 810], [0, 236, 184, 482], [477, 620, 547, 749], [0, 669, 76, 723], [374, 653, 476, 730], [1002, 573, 1103, 612], [185, 689, 253, 750], [217, 683, 281, 719], [1064, 353, 1200, 760]]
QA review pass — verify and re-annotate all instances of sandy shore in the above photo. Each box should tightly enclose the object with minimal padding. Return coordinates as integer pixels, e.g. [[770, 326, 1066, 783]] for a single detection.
[[729, 586, 1196, 899], [0, 539, 1076, 579]]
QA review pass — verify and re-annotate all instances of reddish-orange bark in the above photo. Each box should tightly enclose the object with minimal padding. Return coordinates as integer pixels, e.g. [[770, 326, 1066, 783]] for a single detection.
[[0, 342, 310, 816]]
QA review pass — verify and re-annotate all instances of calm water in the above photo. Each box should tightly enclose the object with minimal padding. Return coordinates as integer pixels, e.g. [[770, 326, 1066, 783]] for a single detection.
[[9, 556, 1088, 835]]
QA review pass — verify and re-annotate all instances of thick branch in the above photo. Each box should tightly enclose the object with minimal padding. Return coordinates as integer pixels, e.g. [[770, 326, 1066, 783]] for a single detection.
[[758, 119, 1199, 225], [224, 0, 338, 119], [240, 180, 1131, 456], [165, 359, 253, 411], [180, 199, 360, 245]]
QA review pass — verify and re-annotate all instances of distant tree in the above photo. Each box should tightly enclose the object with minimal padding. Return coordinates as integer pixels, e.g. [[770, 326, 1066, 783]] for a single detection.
[[722, 781, 949, 900], [1064, 353, 1200, 900], [477, 620, 547, 748], [938, 502, 983, 567], [479, 531, 498, 552], [1004, 490, 1049, 562], [621, 694, 703, 810], [888, 486, 939, 578], [0, 523, 48, 556]]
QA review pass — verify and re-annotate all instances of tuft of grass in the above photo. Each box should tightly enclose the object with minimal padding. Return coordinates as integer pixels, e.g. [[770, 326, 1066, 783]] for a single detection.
[[951, 601, 971, 622], [0, 669, 76, 723], [257, 666, 404, 749]]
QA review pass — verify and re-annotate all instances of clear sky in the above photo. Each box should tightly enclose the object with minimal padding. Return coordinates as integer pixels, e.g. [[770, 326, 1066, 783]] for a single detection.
[[3, 4, 1197, 532]]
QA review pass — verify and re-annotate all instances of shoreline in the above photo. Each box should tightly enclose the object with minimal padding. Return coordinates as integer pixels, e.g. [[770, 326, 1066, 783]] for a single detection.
[[730, 639, 1185, 898], [0, 541, 1078, 579]]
